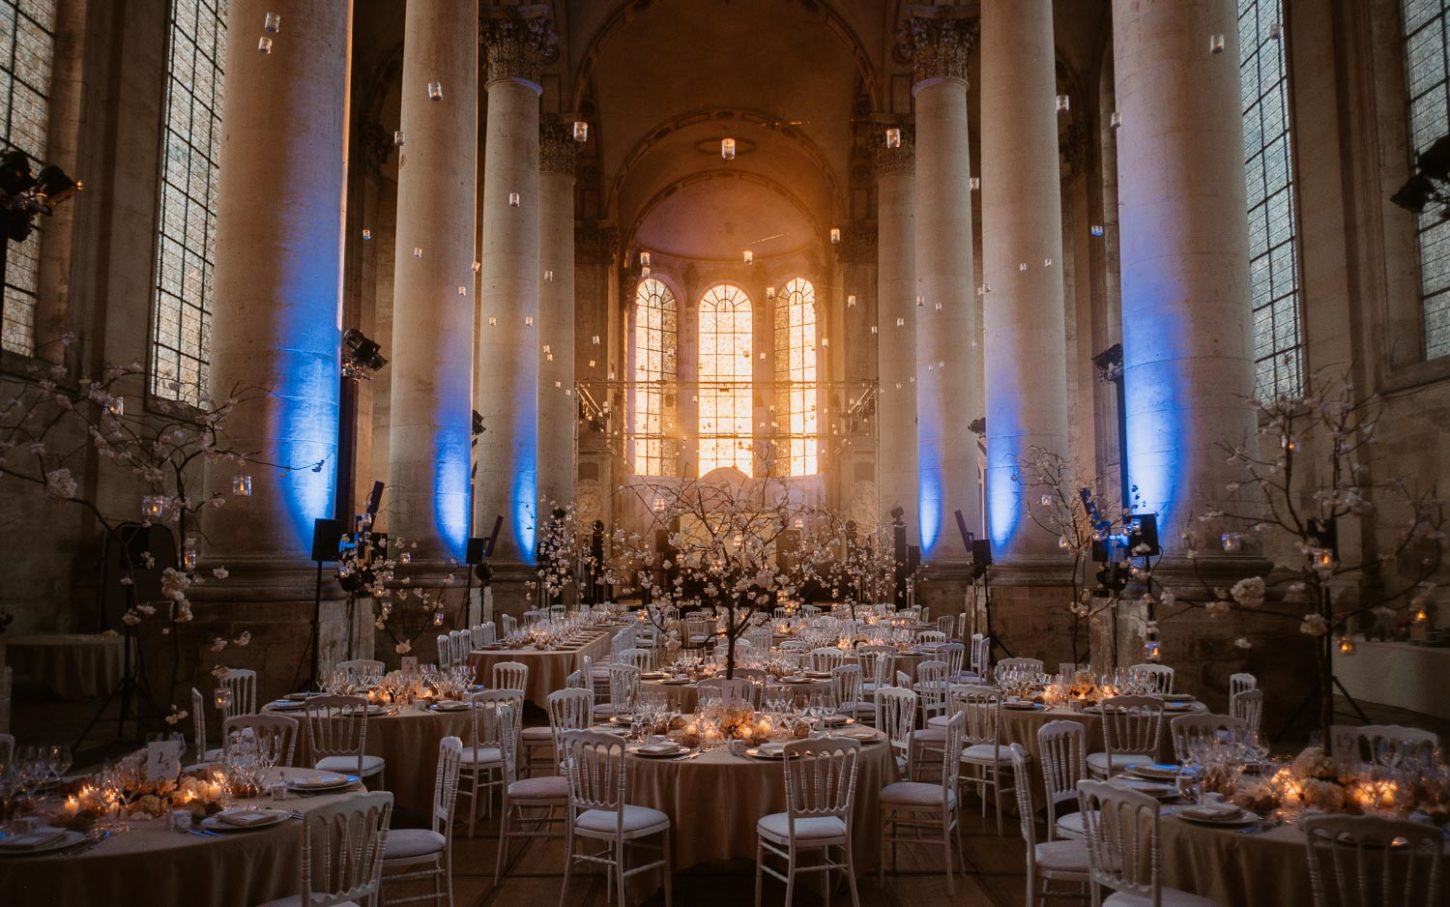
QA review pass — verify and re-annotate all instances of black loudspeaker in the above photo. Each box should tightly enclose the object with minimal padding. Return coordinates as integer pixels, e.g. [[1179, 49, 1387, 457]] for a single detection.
[[971, 538, 992, 579], [311, 518, 346, 563], [955, 510, 973, 554], [466, 537, 487, 565]]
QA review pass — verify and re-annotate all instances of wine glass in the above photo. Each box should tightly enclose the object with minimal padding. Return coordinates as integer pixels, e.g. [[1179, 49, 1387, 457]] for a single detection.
[[47, 744, 73, 784]]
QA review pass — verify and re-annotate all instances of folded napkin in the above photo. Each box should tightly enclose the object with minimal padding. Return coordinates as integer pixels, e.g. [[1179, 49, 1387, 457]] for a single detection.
[[757, 742, 787, 756], [218, 810, 276, 828], [822, 714, 849, 726], [290, 772, 347, 789], [432, 701, 470, 711], [1180, 803, 1240, 820], [839, 728, 877, 739], [638, 742, 681, 755], [0, 828, 66, 850]]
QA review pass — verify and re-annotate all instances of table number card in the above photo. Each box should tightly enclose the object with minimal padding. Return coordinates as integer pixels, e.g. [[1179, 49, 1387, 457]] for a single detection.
[[402, 655, 420, 676], [145, 738, 184, 782]]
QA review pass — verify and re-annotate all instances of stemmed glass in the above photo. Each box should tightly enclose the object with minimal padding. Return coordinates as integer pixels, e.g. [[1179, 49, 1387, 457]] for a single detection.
[[47, 744, 73, 785]]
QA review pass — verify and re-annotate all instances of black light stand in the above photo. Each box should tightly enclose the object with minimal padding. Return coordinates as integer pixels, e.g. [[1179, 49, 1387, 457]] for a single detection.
[[299, 518, 345, 692], [1, 150, 79, 335]]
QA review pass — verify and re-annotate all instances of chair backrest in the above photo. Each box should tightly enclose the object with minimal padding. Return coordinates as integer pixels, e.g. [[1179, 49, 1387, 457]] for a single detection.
[[1231, 688, 1265, 735], [450, 630, 469, 664], [304, 695, 370, 772], [858, 648, 896, 688], [565, 669, 585, 689], [1078, 779, 1161, 900], [491, 661, 529, 693], [547, 688, 594, 767], [470, 624, 486, 648], [437, 634, 455, 669], [696, 677, 754, 706], [481, 621, 497, 645], [996, 657, 1044, 678], [470, 689, 522, 756], [746, 628, 773, 650], [336, 659, 384, 682], [1302, 813, 1444, 907], [970, 634, 991, 677], [430, 736, 463, 837], [1229, 671, 1257, 700], [616, 647, 653, 672], [937, 614, 956, 638], [1128, 663, 1175, 695], [935, 641, 966, 677], [809, 647, 845, 673], [1038, 719, 1088, 835], [191, 686, 208, 762], [959, 684, 1003, 748], [607, 663, 641, 714], [501, 613, 518, 636], [782, 738, 861, 835], [875, 686, 919, 768], [223, 713, 299, 767], [1100, 695, 1165, 759], [1008, 743, 1040, 853], [830, 664, 863, 711], [561, 729, 629, 826], [1169, 712, 1247, 763], [1329, 724, 1440, 768], [296, 790, 394, 907], [916, 630, 946, 645], [220, 668, 258, 719], [915, 660, 950, 714]]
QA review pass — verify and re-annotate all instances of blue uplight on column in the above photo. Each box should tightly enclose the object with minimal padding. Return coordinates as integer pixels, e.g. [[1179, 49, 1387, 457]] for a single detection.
[[274, 340, 339, 554], [434, 426, 471, 560], [918, 452, 942, 559]]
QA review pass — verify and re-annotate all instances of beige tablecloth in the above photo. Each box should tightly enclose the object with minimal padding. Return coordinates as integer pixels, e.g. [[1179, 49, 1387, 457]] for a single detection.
[[467, 629, 616, 706], [623, 737, 897, 898], [2, 634, 124, 700], [0, 771, 365, 907], [268, 705, 473, 820]]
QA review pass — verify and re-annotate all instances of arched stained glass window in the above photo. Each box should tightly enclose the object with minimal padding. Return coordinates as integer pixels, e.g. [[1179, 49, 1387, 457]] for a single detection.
[[1402, 0, 1450, 359], [632, 277, 677, 475], [698, 284, 753, 475], [774, 277, 817, 476], [152, 0, 228, 404]]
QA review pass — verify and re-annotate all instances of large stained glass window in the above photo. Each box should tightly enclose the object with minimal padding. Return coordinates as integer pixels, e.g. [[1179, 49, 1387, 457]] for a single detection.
[[773, 277, 817, 476], [0, 0, 58, 355], [1403, 0, 1450, 358], [698, 283, 753, 475], [1239, 0, 1304, 396], [631, 277, 677, 476], [152, 0, 227, 404]]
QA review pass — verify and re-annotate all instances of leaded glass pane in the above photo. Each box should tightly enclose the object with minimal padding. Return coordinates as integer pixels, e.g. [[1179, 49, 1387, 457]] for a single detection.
[[698, 284, 753, 476], [1403, 0, 1450, 358], [631, 278, 678, 476]]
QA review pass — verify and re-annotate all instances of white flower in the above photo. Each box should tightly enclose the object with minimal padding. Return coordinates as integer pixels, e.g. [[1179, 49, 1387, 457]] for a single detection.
[[44, 468, 77, 500], [208, 637, 228, 652], [234, 630, 251, 646], [1233, 637, 1252, 649], [395, 641, 413, 655], [1206, 599, 1232, 619], [1299, 614, 1330, 637], [164, 704, 188, 726], [161, 567, 191, 601], [212, 566, 229, 579], [122, 608, 142, 625], [1230, 577, 1266, 609]]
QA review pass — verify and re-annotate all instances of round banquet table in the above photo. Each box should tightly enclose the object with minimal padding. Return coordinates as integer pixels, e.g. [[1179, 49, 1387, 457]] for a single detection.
[[467, 628, 616, 707], [1158, 807, 1449, 907], [0, 770, 365, 907], [639, 677, 832, 714], [1, 633, 125, 700], [265, 703, 473, 819], [622, 735, 897, 900]]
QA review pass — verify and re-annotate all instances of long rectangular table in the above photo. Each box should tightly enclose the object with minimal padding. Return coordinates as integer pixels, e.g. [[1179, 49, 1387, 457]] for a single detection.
[[466, 627, 616, 706]]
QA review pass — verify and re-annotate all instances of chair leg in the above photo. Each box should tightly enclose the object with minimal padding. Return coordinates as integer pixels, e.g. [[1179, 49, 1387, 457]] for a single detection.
[[614, 838, 627, 907], [942, 816, 954, 896], [754, 838, 765, 907], [467, 772, 479, 839], [783, 845, 796, 907], [662, 827, 673, 907], [844, 837, 861, 907], [445, 845, 454, 907], [558, 827, 574, 907], [878, 815, 887, 887], [494, 801, 509, 884]]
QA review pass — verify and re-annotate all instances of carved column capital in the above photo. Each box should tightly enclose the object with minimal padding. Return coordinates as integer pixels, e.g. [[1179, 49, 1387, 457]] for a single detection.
[[575, 224, 619, 265], [480, 5, 557, 88], [873, 129, 915, 178], [540, 123, 578, 176], [899, 7, 978, 89]]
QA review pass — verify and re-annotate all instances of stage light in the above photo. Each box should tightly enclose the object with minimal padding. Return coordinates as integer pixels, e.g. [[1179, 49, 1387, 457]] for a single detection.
[[342, 328, 387, 378]]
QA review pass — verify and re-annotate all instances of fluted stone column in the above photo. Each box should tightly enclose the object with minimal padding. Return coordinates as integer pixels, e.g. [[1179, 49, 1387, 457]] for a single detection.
[[387, 0, 477, 561], [875, 135, 918, 540], [205, 0, 351, 561], [538, 124, 577, 508], [475, 8, 553, 571], [1113, 0, 1256, 555], [906, 8, 979, 563], [981, 0, 1070, 561]]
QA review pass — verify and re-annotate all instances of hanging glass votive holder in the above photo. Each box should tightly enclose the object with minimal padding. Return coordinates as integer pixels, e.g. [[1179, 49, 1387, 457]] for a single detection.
[[830, 227, 841, 244], [1220, 531, 1242, 553], [362, 228, 373, 240], [640, 266, 651, 277], [847, 295, 856, 308], [263, 12, 281, 33], [721, 138, 736, 160], [426, 81, 444, 101], [257, 36, 273, 54], [1110, 112, 1122, 129], [457, 286, 467, 296], [1090, 224, 1104, 237], [895, 317, 905, 327], [412, 247, 423, 258], [870, 325, 878, 334], [232, 474, 253, 496], [107, 397, 125, 416], [1209, 33, 1225, 54], [640, 251, 651, 267], [743, 250, 753, 265], [182, 536, 199, 571], [573, 121, 589, 142], [488, 316, 497, 326], [1268, 22, 1283, 41], [969, 177, 980, 191], [544, 270, 554, 282], [508, 192, 520, 207], [592, 335, 601, 345], [394, 130, 405, 146], [524, 316, 534, 326], [141, 495, 167, 520], [884, 127, 901, 149], [1056, 94, 1070, 112]]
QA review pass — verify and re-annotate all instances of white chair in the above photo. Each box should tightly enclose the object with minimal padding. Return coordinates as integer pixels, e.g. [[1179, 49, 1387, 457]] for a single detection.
[[469, 624, 487, 649], [437, 634, 455, 670], [257, 790, 394, 907], [696, 677, 755, 706], [1230, 688, 1264, 736], [880, 711, 965, 893], [223, 713, 299, 767], [1169, 713, 1246, 763], [958, 685, 1014, 835], [560, 730, 673, 907], [808, 647, 845, 674], [858, 647, 897, 703], [458, 693, 512, 836], [480, 622, 498, 646], [191, 687, 223, 763], [1128, 663, 1175, 695], [1077, 779, 1219, 907], [1088, 696, 1165, 779], [936, 614, 956, 638], [757, 738, 862, 907], [500, 613, 518, 637], [1329, 724, 1440, 769], [1038, 719, 1090, 840], [596, 663, 641, 719], [219, 668, 258, 719], [1009, 743, 1090, 907], [875, 686, 918, 775], [304, 695, 385, 785], [934, 641, 968, 682], [615, 647, 653, 672], [996, 657, 1044, 677], [914, 660, 951, 723], [491, 661, 529, 694], [496, 692, 578, 884], [1302, 813, 1444, 907], [969, 634, 991, 680], [450, 630, 469, 666], [915, 630, 947, 646], [830, 664, 873, 722], [1228, 671, 1256, 700], [381, 736, 462, 907]]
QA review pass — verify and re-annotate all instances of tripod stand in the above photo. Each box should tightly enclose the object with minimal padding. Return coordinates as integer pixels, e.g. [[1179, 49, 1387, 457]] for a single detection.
[[73, 609, 163, 752], [1276, 584, 1371, 741]]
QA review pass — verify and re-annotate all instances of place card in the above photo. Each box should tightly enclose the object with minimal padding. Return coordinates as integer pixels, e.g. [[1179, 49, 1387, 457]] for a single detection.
[[145, 738, 184, 783]]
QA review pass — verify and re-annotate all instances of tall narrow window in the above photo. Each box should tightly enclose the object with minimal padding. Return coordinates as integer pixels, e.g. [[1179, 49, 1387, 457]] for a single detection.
[[1239, 0, 1303, 396], [1403, 0, 1450, 359], [631, 277, 677, 476], [0, 0, 58, 355], [774, 277, 817, 476], [698, 284, 752, 475], [152, 0, 228, 405]]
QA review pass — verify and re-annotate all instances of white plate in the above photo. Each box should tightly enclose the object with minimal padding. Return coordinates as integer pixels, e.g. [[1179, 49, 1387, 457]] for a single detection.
[[747, 745, 788, 759], [266, 700, 307, 712], [430, 701, 472, 712], [0, 828, 86, 857], [285, 772, 357, 792], [632, 744, 687, 759], [202, 808, 291, 832], [1176, 807, 1258, 828]]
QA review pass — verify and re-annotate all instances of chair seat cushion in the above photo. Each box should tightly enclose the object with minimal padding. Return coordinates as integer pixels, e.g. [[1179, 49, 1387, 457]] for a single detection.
[[880, 781, 956, 809], [459, 746, 503, 766], [960, 743, 1007, 764], [1086, 751, 1153, 774], [383, 828, 446, 860], [256, 899, 361, 907], [756, 812, 849, 844], [314, 754, 384, 776], [1055, 810, 1092, 839], [1104, 890, 1219, 907], [1034, 839, 1091, 872], [925, 714, 949, 728], [508, 776, 569, 800], [520, 726, 554, 742], [576, 805, 671, 836], [911, 727, 948, 743]]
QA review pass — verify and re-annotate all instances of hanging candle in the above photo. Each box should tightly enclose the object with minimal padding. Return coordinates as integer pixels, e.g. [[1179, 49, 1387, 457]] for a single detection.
[[895, 317, 905, 327], [640, 251, 651, 267], [640, 266, 651, 278], [141, 495, 167, 520], [743, 250, 753, 265], [263, 12, 281, 33], [1209, 33, 1225, 54], [427, 81, 444, 101], [457, 286, 467, 296], [1056, 94, 1070, 112], [885, 127, 902, 149], [508, 192, 520, 207], [231, 475, 253, 496], [257, 36, 273, 54], [969, 177, 980, 191], [830, 227, 841, 245], [472, 261, 481, 272], [182, 537, 198, 571], [394, 130, 405, 146], [1090, 225, 1104, 237], [362, 228, 372, 240], [721, 138, 737, 160], [524, 316, 534, 326], [412, 247, 423, 258], [847, 295, 856, 308], [107, 397, 125, 416], [1220, 532, 1243, 553], [544, 270, 554, 282], [488, 316, 497, 326], [1110, 112, 1122, 129], [573, 121, 589, 142]]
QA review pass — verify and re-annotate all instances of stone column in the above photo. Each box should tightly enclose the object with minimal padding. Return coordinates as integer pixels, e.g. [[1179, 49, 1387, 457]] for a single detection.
[[1112, 0, 1256, 557], [538, 124, 577, 508], [906, 8, 979, 564], [981, 0, 1070, 561], [204, 0, 351, 562], [574, 224, 617, 529], [475, 8, 553, 573], [387, 0, 477, 561], [875, 133, 917, 540]]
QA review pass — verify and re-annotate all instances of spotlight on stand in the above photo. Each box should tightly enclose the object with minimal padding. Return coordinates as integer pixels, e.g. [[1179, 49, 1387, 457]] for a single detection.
[[342, 328, 387, 378], [1, 150, 80, 329], [1392, 134, 1450, 216]]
